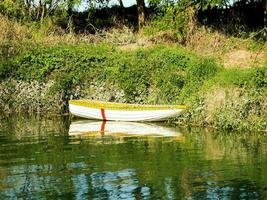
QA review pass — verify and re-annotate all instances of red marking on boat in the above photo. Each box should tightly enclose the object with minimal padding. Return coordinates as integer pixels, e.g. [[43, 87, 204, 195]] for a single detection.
[[100, 120, 106, 136], [101, 108, 106, 121]]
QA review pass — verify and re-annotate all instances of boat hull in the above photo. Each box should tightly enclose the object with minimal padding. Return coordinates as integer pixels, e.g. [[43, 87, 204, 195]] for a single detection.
[[69, 104, 184, 122]]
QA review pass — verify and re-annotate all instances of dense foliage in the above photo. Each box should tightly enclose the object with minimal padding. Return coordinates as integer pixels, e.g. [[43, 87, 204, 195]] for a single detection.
[[0, 0, 266, 132], [0, 0, 266, 35], [1, 44, 266, 131], [0, 44, 220, 104]]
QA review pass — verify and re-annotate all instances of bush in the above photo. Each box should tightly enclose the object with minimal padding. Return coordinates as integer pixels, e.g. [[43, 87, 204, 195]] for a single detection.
[[1, 43, 266, 131], [4, 44, 220, 105], [144, 4, 197, 44]]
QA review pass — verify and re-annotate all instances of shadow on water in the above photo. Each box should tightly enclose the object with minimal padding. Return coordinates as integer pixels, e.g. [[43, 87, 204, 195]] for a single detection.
[[0, 114, 267, 199]]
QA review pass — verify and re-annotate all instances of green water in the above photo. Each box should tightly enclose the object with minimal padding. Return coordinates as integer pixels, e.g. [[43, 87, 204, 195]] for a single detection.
[[0, 114, 267, 199]]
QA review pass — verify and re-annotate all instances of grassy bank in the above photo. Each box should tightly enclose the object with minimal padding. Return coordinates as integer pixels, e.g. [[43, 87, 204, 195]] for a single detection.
[[0, 14, 266, 131], [0, 42, 266, 131]]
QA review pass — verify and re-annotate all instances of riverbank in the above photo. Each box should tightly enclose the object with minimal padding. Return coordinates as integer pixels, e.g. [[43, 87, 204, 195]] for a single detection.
[[1, 15, 267, 131], [0, 41, 266, 132]]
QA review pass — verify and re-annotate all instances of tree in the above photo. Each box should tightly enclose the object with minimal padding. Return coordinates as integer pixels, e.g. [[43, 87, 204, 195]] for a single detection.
[[0, 0, 65, 21], [264, 0, 267, 27], [136, 0, 145, 29], [0, 0, 25, 18], [114, 0, 145, 29], [118, 0, 125, 21]]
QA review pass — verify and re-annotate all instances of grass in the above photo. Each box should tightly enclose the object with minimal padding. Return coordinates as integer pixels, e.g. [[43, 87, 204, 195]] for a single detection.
[[0, 15, 266, 132], [1, 44, 220, 103], [1, 42, 266, 131]]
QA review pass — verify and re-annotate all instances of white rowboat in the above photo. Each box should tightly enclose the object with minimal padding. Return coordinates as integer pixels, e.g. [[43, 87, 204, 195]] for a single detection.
[[69, 100, 187, 122]]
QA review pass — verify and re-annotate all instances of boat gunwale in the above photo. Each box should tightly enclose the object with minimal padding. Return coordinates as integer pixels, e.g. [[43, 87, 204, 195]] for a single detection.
[[69, 100, 188, 110]]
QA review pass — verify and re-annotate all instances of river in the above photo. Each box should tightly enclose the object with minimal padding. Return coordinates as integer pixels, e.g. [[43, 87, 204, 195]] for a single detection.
[[0, 114, 267, 199]]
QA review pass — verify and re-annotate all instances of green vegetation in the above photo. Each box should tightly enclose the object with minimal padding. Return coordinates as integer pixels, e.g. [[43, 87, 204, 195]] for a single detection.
[[0, 43, 266, 131], [0, 0, 266, 132], [0, 44, 221, 104]]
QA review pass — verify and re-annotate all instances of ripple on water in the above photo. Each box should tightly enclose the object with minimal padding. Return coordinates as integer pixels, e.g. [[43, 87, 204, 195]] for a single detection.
[[0, 115, 267, 199]]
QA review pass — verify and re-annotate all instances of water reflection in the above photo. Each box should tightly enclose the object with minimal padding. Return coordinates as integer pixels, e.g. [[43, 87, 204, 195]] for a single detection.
[[0, 114, 267, 199], [90, 169, 144, 199], [69, 120, 182, 138]]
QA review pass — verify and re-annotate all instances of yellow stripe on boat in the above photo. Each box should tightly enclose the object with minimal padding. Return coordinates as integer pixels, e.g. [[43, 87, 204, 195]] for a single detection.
[[69, 100, 188, 110]]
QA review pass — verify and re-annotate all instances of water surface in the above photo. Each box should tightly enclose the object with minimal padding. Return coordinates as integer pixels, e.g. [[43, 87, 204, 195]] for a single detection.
[[0, 114, 267, 199]]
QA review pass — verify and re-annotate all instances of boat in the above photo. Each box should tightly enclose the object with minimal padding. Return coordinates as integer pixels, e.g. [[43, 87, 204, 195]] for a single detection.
[[69, 100, 187, 122], [69, 120, 182, 137]]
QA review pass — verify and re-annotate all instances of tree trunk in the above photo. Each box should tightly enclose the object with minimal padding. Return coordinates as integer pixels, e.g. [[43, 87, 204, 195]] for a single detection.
[[264, 0, 267, 27], [118, 0, 125, 22], [67, 0, 74, 34], [25, 0, 31, 18], [136, 0, 145, 29], [40, 4, 46, 24]]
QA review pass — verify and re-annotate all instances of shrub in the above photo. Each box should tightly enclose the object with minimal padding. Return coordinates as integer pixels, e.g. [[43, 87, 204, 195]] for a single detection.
[[4, 44, 220, 105]]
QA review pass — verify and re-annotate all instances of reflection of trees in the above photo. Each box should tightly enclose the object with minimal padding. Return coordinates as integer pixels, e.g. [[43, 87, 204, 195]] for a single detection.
[[187, 178, 262, 199], [0, 167, 10, 194], [182, 129, 267, 199], [0, 123, 188, 199], [0, 115, 267, 199], [89, 169, 140, 199], [0, 113, 70, 140]]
